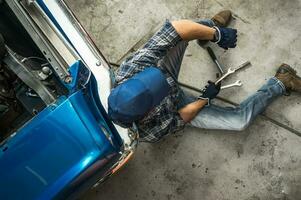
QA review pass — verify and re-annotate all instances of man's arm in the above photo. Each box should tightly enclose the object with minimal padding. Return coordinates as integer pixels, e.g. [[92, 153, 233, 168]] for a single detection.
[[171, 20, 216, 41], [172, 20, 237, 49], [178, 99, 208, 122], [127, 20, 216, 67], [178, 82, 221, 122]]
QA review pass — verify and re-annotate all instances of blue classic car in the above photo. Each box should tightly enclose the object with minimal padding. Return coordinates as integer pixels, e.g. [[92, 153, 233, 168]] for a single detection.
[[0, 0, 137, 199]]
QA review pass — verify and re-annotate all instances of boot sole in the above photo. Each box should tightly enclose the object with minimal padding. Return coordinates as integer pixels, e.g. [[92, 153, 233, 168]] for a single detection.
[[280, 65, 301, 93], [276, 64, 300, 94], [278, 64, 297, 75]]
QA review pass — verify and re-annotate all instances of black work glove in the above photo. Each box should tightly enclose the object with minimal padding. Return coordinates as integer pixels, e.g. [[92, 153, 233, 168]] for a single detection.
[[198, 81, 221, 105], [211, 26, 237, 50]]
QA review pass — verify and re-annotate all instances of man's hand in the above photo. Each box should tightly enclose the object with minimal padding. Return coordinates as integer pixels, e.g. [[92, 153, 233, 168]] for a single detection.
[[212, 26, 237, 49], [198, 81, 221, 104], [178, 81, 220, 122]]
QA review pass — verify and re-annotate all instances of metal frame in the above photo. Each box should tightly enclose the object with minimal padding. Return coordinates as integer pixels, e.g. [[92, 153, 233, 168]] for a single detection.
[[3, 46, 56, 105], [5, 0, 79, 81], [5, 0, 136, 148]]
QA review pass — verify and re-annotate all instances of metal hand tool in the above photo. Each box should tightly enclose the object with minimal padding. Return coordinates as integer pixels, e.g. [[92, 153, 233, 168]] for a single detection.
[[214, 61, 251, 85], [207, 47, 224, 74], [221, 80, 242, 90], [215, 67, 236, 84], [234, 61, 251, 71]]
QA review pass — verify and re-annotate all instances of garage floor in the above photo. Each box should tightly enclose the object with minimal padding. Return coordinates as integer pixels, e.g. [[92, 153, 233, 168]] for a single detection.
[[65, 0, 301, 199]]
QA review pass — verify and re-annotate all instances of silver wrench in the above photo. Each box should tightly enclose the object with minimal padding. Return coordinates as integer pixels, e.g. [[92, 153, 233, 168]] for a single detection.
[[221, 80, 243, 90], [214, 61, 251, 85], [215, 67, 236, 85]]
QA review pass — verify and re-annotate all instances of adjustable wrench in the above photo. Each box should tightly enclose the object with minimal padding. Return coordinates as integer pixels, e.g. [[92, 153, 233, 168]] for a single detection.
[[221, 80, 243, 90]]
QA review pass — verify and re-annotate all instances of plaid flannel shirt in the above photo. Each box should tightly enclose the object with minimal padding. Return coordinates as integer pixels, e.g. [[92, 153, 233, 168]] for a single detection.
[[115, 20, 185, 142]]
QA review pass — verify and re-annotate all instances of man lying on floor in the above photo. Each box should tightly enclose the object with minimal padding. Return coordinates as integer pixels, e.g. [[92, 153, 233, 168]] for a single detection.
[[108, 10, 301, 142]]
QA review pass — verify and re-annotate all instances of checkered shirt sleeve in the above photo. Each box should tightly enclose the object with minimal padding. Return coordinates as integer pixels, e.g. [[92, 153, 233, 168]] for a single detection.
[[115, 20, 182, 84]]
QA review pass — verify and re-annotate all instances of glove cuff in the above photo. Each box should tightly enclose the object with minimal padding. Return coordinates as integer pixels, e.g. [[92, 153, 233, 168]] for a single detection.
[[197, 96, 210, 106], [211, 26, 221, 44]]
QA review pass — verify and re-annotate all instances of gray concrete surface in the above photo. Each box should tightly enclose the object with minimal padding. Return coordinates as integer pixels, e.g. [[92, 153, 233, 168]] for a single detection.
[[65, 0, 301, 199]]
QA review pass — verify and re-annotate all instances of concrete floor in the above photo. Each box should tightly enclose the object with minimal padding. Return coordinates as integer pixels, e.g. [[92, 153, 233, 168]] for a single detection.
[[65, 0, 301, 199]]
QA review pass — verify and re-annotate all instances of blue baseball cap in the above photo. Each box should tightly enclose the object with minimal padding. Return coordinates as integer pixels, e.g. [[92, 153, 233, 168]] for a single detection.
[[108, 67, 170, 126]]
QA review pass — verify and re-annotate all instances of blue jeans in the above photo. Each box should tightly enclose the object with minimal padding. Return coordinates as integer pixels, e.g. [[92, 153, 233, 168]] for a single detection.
[[160, 19, 285, 131]]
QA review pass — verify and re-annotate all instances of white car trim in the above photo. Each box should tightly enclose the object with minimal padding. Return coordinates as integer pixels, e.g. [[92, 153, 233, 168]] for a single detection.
[[42, 0, 131, 144]]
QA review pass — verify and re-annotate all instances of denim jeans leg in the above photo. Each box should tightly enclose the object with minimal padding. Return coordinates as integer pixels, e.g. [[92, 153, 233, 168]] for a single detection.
[[159, 41, 188, 79], [195, 19, 215, 27], [188, 78, 285, 131], [161, 19, 216, 108]]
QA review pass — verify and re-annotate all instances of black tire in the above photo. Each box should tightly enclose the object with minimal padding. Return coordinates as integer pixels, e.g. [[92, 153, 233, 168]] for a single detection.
[[0, 33, 6, 59]]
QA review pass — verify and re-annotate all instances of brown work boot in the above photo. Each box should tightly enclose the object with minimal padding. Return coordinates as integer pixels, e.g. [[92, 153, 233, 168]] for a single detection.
[[197, 10, 232, 47], [211, 10, 232, 27], [275, 63, 301, 93]]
